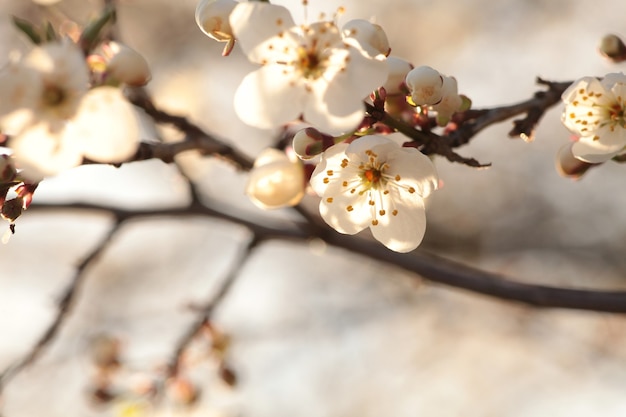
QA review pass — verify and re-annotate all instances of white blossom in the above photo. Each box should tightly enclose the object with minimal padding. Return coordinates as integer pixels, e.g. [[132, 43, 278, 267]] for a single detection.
[[405, 65, 443, 106], [561, 73, 626, 163], [246, 148, 305, 209], [310, 135, 438, 253], [0, 41, 140, 179], [229, 2, 388, 134]]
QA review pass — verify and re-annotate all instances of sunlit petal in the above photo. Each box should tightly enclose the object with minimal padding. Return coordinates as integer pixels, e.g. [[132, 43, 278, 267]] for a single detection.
[[233, 65, 306, 129]]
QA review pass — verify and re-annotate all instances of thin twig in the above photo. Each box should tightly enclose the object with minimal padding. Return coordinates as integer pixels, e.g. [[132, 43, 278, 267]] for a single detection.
[[0, 219, 123, 392], [167, 236, 260, 377]]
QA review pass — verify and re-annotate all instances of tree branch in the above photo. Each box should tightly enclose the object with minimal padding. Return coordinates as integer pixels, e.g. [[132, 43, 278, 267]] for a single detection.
[[26, 201, 626, 314], [0, 219, 123, 392]]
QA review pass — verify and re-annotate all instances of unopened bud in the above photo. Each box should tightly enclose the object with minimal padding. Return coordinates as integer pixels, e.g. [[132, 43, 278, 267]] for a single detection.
[[342, 19, 390, 58], [292, 128, 331, 160], [167, 377, 199, 406], [218, 363, 237, 387], [599, 34, 626, 63], [89, 334, 121, 371], [1, 197, 24, 222], [556, 142, 599, 179], [106, 42, 151, 86], [246, 148, 305, 209], [405, 66, 444, 106]]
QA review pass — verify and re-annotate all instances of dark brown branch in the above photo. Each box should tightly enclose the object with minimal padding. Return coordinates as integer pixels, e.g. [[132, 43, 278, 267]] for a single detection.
[[26, 202, 626, 314], [448, 78, 573, 146], [366, 79, 573, 167], [364, 102, 488, 167], [125, 88, 253, 170]]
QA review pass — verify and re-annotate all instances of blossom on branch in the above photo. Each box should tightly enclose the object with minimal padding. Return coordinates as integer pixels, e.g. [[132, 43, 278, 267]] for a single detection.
[[0, 41, 141, 179], [310, 135, 438, 253], [246, 148, 305, 209], [229, 2, 388, 134], [561, 73, 626, 163]]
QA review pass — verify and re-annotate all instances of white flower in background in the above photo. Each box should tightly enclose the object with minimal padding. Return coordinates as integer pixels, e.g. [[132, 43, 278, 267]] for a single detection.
[[0, 41, 88, 133], [195, 0, 237, 56], [342, 19, 390, 59], [0, 41, 140, 179], [405, 65, 443, 106], [561, 73, 626, 163], [246, 148, 305, 209], [229, 2, 388, 134], [310, 135, 438, 253], [383, 56, 413, 95]]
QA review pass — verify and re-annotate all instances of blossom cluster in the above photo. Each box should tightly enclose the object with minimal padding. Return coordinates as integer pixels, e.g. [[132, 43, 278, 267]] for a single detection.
[[0, 12, 152, 237], [195, 0, 467, 252]]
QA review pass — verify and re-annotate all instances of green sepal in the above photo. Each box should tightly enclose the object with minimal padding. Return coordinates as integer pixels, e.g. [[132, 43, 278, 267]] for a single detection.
[[79, 5, 116, 53], [44, 21, 57, 42], [11, 16, 42, 45]]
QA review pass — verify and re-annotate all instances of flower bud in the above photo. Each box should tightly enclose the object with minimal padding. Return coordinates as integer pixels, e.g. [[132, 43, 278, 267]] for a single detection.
[[167, 377, 199, 406], [292, 128, 331, 160], [383, 57, 413, 95], [556, 142, 599, 179], [599, 34, 626, 63], [1, 197, 24, 222], [196, 0, 237, 55], [405, 66, 443, 106], [106, 42, 151, 86], [342, 19, 390, 58], [432, 75, 463, 125], [246, 148, 305, 209]]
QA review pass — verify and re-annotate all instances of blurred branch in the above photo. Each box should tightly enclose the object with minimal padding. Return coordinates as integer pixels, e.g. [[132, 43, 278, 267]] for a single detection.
[[25, 201, 626, 314], [167, 236, 260, 378], [123, 87, 253, 170], [0, 219, 122, 392]]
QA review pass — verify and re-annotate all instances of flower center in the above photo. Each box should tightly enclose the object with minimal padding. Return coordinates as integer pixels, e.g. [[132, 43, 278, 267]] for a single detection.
[[296, 46, 325, 79], [363, 168, 382, 184], [609, 103, 626, 127], [42, 85, 67, 108]]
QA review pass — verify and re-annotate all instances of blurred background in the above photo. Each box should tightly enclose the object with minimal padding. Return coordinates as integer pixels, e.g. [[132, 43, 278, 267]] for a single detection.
[[1, 0, 626, 415]]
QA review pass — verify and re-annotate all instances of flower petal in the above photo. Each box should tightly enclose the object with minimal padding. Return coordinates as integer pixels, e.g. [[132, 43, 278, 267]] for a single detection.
[[10, 123, 82, 178], [229, 2, 297, 64], [310, 143, 370, 234], [68, 87, 141, 162], [385, 147, 438, 198], [369, 190, 426, 253], [233, 64, 306, 129], [571, 134, 626, 163], [304, 46, 387, 134]]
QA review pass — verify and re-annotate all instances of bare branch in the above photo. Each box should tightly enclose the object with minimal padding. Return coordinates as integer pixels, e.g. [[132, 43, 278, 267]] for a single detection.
[[0, 220, 123, 392], [26, 201, 626, 314]]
